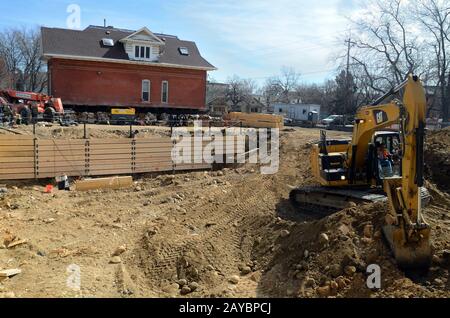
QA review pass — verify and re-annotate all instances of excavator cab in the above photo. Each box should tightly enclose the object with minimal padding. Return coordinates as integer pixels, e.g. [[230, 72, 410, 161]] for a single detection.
[[367, 131, 402, 183]]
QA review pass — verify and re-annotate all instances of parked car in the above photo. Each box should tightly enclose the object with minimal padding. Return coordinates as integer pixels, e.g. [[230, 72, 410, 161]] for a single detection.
[[283, 117, 293, 125], [321, 115, 343, 126]]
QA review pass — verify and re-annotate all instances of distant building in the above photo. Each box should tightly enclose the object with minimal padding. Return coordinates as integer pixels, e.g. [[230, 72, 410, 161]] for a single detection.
[[273, 103, 321, 121], [206, 82, 266, 116], [41, 25, 216, 113]]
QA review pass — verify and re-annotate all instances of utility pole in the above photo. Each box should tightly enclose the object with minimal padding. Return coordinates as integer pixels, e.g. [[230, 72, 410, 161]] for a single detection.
[[344, 38, 352, 117]]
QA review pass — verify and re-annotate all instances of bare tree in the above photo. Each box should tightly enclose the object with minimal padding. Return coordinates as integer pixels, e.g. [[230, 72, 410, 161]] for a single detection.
[[0, 29, 22, 89], [415, 0, 450, 118], [274, 66, 301, 102], [346, 0, 424, 99], [225, 75, 256, 111], [0, 27, 47, 92], [261, 76, 283, 108]]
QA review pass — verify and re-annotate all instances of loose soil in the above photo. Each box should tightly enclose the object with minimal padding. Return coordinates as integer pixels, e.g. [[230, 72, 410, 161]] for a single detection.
[[0, 126, 448, 298]]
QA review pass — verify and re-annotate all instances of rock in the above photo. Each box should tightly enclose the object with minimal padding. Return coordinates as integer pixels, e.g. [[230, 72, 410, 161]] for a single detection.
[[330, 281, 339, 290], [44, 218, 55, 224], [180, 286, 192, 295], [329, 264, 342, 278], [135, 186, 142, 192], [229, 275, 240, 284], [338, 224, 350, 235], [361, 237, 372, 245], [112, 245, 127, 256], [188, 282, 199, 291], [217, 171, 224, 176], [206, 265, 215, 271], [433, 278, 444, 286], [241, 266, 252, 275], [442, 250, 450, 265], [344, 265, 356, 276], [162, 283, 179, 294], [316, 285, 331, 297], [250, 271, 262, 282], [319, 233, 329, 246], [363, 224, 373, 238], [304, 250, 309, 259], [110, 256, 122, 264], [336, 276, 347, 289], [305, 277, 316, 288], [432, 254, 442, 265], [177, 279, 188, 287], [1, 292, 15, 298]]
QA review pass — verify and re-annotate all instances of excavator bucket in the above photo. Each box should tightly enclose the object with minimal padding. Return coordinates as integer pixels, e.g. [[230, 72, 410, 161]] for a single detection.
[[382, 224, 432, 270]]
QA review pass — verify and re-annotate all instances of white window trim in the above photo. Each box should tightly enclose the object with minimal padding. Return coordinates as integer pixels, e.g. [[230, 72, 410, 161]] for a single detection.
[[161, 80, 169, 104], [142, 79, 151, 102], [134, 45, 152, 61]]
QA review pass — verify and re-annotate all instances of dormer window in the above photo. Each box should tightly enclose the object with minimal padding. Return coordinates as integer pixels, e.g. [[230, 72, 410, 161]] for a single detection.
[[134, 45, 152, 60], [179, 47, 189, 55]]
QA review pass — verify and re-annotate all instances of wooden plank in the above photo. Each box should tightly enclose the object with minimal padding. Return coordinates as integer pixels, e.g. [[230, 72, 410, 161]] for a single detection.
[[74, 176, 133, 191], [174, 164, 211, 171], [37, 140, 87, 146], [37, 150, 87, 157], [0, 136, 34, 141], [89, 158, 134, 165], [87, 168, 134, 175], [0, 162, 35, 169], [0, 151, 34, 157], [88, 148, 133, 155], [134, 166, 173, 173], [37, 163, 87, 170], [0, 173, 35, 180], [0, 156, 34, 163], [0, 167, 34, 174], [0, 145, 35, 152]]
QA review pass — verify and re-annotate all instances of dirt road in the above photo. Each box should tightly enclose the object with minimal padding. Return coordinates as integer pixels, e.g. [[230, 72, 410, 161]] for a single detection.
[[0, 127, 449, 298]]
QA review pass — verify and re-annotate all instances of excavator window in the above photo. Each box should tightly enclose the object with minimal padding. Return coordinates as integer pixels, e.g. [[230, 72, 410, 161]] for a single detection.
[[371, 133, 402, 180]]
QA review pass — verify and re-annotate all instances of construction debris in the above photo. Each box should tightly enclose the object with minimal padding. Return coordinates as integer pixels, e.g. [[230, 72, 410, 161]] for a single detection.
[[0, 269, 21, 278], [75, 176, 133, 191], [6, 239, 28, 249]]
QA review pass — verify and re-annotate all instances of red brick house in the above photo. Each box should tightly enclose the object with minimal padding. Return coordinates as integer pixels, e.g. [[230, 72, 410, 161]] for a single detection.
[[41, 25, 216, 113]]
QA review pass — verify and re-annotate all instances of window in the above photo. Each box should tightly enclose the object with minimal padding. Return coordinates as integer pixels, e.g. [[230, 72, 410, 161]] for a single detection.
[[161, 81, 169, 103], [178, 47, 189, 55], [102, 38, 114, 47], [142, 80, 150, 102], [135, 45, 153, 60]]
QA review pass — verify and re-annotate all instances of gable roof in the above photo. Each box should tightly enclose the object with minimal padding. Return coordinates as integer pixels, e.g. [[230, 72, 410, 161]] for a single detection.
[[120, 27, 165, 45], [41, 25, 216, 71]]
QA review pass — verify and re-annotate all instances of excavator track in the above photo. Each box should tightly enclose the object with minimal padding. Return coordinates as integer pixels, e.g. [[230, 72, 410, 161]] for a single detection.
[[289, 185, 431, 219]]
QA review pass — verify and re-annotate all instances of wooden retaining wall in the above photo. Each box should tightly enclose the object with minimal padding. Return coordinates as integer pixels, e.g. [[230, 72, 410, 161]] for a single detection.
[[0, 135, 245, 180]]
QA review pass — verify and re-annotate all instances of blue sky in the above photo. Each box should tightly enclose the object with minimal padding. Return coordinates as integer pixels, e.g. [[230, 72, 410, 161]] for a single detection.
[[0, 0, 360, 85]]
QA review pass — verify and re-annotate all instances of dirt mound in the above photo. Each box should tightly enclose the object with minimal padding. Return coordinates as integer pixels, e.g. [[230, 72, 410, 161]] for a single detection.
[[138, 196, 449, 298], [253, 202, 449, 298], [425, 128, 450, 192]]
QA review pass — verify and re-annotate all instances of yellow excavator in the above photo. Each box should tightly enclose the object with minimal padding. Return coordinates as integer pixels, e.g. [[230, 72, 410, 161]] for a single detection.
[[290, 74, 431, 269]]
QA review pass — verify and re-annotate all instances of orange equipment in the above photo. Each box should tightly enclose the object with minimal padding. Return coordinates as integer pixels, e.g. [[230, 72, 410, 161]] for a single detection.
[[0, 89, 64, 122]]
